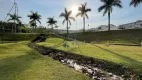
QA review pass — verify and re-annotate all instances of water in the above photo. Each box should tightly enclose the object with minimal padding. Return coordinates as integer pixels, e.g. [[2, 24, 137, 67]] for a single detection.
[[60, 59, 123, 80]]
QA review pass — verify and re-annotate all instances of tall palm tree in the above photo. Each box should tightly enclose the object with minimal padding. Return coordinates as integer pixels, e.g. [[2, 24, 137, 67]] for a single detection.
[[60, 8, 75, 37], [98, 0, 122, 31], [7, 13, 21, 33], [130, 0, 142, 7], [28, 11, 41, 33], [76, 2, 91, 32], [47, 17, 57, 32]]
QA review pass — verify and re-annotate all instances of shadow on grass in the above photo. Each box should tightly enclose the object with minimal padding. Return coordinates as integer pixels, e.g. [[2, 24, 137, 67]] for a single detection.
[[0, 51, 40, 80], [92, 44, 142, 71]]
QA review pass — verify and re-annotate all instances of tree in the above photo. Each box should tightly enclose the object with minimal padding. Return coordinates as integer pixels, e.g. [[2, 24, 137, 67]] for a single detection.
[[76, 2, 91, 32], [47, 17, 57, 32], [130, 0, 142, 7], [28, 11, 41, 33], [98, 0, 122, 31], [60, 8, 75, 37], [7, 13, 22, 33]]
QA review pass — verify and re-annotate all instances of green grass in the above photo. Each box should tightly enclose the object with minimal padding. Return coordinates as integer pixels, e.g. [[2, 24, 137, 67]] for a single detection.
[[0, 42, 91, 80], [38, 37, 142, 73], [68, 29, 142, 45]]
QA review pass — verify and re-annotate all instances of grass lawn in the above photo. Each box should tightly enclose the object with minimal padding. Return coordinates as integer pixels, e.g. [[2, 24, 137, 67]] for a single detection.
[[68, 29, 142, 45], [38, 37, 142, 74], [0, 42, 91, 80]]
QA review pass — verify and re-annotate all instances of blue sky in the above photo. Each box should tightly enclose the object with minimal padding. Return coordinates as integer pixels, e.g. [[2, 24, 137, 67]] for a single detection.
[[0, 0, 142, 30]]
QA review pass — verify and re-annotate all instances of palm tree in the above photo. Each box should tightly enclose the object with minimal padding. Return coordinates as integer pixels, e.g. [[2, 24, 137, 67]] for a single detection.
[[47, 17, 57, 32], [130, 0, 142, 7], [7, 13, 22, 33], [76, 2, 91, 32], [28, 11, 41, 33], [60, 8, 75, 37], [98, 0, 122, 31]]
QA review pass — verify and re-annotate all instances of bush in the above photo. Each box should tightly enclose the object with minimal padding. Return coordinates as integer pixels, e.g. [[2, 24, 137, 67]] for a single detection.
[[0, 33, 39, 41]]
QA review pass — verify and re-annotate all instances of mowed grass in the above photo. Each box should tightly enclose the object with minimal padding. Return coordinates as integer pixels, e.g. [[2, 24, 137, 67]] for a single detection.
[[38, 37, 142, 73], [0, 42, 91, 80]]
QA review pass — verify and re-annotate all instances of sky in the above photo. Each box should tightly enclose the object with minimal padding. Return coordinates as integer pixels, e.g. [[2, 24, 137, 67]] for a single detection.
[[0, 0, 142, 30]]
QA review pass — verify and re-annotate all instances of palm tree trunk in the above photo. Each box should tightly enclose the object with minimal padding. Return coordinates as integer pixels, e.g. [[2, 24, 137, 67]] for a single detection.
[[33, 26, 35, 33], [52, 25, 54, 33], [35, 21, 37, 33], [108, 11, 110, 31], [35, 26, 37, 33], [32, 26, 34, 33], [67, 21, 69, 38], [83, 17, 85, 32]]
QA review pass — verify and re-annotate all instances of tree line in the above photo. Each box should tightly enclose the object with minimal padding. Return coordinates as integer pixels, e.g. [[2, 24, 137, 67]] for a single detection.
[[0, 0, 141, 35]]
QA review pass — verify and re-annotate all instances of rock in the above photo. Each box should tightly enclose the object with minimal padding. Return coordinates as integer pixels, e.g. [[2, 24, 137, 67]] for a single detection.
[[93, 68, 99, 71], [92, 76, 97, 79], [61, 60, 65, 63], [81, 68, 88, 73], [111, 75, 122, 80], [108, 73, 113, 77], [74, 63, 83, 72], [87, 68, 93, 74]]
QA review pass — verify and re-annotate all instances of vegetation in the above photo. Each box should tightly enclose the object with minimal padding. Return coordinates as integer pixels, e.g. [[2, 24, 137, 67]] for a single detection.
[[7, 14, 22, 33], [0, 21, 21, 33], [130, 0, 142, 7], [0, 33, 38, 42], [28, 11, 41, 33], [76, 2, 91, 32], [60, 8, 75, 37], [47, 17, 57, 32], [68, 29, 142, 45], [0, 42, 91, 80], [0, 1, 142, 79], [37, 37, 142, 74], [98, 0, 122, 31]]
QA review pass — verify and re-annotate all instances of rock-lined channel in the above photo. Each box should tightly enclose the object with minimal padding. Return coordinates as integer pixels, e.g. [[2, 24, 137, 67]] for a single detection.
[[28, 43, 142, 80]]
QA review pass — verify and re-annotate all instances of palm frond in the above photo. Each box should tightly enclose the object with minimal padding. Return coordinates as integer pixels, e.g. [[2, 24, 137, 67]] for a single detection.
[[65, 8, 68, 14], [78, 7, 82, 11], [76, 13, 81, 17], [130, 0, 142, 7], [60, 13, 65, 17], [37, 20, 41, 24], [68, 20, 71, 26], [85, 14, 89, 19], [7, 19, 12, 22], [62, 19, 66, 24], [112, 0, 122, 8], [103, 8, 108, 16], [98, 5, 106, 12], [68, 11, 72, 16], [77, 2, 91, 18], [69, 17, 75, 21], [85, 8, 91, 12], [47, 17, 57, 28]]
